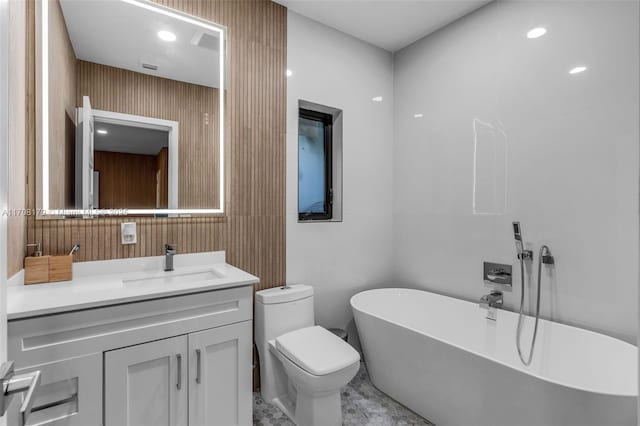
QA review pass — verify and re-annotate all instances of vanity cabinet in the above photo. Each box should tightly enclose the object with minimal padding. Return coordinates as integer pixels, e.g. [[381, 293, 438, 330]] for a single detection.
[[7, 285, 254, 426], [104, 321, 252, 426]]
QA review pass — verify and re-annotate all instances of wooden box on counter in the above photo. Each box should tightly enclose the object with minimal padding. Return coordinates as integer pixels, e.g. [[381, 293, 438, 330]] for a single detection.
[[49, 255, 73, 282], [24, 255, 73, 284], [24, 256, 50, 284]]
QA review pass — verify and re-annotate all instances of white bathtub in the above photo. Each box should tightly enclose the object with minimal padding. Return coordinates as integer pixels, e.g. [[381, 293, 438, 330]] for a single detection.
[[351, 288, 637, 426]]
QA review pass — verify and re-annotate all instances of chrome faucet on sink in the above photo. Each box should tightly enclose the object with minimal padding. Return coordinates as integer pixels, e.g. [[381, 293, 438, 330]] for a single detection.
[[164, 244, 176, 272]]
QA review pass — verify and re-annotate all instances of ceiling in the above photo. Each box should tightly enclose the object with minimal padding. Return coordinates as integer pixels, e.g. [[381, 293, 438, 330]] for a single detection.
[[273, 0, 492, 52], [93, 122, 168, 156], [59, 0, 220, 88]]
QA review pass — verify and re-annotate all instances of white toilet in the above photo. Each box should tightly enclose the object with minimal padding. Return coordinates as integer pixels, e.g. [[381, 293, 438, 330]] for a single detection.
[[255, 285, 360, 426]]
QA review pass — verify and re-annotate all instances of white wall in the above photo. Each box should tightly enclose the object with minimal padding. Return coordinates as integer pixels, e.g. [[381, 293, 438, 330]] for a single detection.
[[393, 0, 639, 342], [286, 12, 394, 341]]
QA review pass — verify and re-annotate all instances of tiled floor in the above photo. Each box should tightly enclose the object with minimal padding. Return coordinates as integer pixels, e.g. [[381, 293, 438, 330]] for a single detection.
[[253, 363, 434, 425]]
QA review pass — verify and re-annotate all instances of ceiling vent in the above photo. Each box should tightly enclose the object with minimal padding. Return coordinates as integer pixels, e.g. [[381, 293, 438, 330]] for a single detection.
[[190, 31, 218, 51], [141, 62, 158, 71]]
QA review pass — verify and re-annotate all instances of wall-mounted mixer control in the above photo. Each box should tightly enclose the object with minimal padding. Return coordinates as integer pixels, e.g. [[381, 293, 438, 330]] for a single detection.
[[483, 262, 512, 288], [481, 261, 512, 321]]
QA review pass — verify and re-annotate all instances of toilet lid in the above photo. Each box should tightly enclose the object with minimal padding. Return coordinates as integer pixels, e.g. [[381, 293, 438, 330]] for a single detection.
[[275, 326, 360, 376]]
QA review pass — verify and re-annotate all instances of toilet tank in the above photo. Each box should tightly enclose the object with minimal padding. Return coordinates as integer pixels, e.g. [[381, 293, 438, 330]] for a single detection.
[[255, 285, 315, 343]]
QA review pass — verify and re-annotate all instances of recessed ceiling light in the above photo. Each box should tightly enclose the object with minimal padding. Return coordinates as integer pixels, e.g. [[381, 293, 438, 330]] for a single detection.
[[97, 129, 108, 135], [157, 30, 176, 42], [372, 96, 383, 102], [286, 69, 293, 77], [413, 113, 424, 118], [569, 66, 587, 75], [526, 27, 547, 39]]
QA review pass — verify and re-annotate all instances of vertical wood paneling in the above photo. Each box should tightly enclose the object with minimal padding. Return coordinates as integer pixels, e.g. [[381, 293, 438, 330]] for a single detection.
[[26, 0, 38, 269], [7, 0, 28, 277], [22, 0, 287, 292]]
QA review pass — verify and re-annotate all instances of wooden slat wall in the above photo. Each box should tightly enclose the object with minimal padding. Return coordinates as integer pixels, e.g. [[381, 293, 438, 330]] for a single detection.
[[7, 0, 27, 277], [22, 0, 287, 292]]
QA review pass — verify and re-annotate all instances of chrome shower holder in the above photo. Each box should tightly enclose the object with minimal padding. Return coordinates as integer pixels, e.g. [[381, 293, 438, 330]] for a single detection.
[[541, 248, 555, 265], [517, 250, 533, 261]]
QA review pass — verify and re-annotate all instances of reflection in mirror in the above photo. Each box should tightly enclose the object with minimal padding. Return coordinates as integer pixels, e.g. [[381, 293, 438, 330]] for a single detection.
[[40, 0, 225, 216], [80, 102, 179, 210]]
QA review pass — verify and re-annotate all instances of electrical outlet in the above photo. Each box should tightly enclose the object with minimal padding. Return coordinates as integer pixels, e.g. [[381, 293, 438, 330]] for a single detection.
[[121, 222, 137, 245]]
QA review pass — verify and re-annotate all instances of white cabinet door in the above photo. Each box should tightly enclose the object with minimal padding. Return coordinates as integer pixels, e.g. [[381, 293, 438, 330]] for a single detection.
[[105, 335, 188, 426], [188, 321, 252, 426], [8, 353, 102, 426]]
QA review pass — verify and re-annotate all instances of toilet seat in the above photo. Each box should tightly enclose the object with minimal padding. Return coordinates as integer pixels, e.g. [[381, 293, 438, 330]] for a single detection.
[[275, 326, 360, 376]]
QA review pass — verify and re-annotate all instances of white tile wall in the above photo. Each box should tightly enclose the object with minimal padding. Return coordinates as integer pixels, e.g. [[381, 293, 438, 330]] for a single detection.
[[286, 0, 638, 344], [392, 0, 639, 342]]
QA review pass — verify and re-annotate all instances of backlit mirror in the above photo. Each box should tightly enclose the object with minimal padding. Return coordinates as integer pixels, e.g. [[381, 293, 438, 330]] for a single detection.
[[37, 0, 225, 216]]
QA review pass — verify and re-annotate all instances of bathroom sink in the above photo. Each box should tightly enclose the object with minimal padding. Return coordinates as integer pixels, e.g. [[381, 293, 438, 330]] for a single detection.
[[122, 268, 225, 287]]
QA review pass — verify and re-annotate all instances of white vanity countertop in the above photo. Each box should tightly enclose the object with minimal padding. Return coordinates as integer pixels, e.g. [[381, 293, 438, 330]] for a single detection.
[[7, 251, 259, 320]]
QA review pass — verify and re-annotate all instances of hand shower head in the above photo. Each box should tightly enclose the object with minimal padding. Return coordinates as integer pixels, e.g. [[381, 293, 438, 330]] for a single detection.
[[512, 222, 533, 260], [512, 222, 524, 253]]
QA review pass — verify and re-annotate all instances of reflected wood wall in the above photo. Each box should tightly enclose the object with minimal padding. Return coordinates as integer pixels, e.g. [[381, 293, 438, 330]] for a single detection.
[[157, 147, 169, 208], [47, 0, 76, 210], [23, 0, 287, 292], [76, 60, 220, 209], [94, 151, 158, 209]]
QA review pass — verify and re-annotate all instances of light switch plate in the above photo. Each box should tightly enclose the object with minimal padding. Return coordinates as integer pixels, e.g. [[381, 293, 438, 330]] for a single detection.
[[121, 222, 137, 245]]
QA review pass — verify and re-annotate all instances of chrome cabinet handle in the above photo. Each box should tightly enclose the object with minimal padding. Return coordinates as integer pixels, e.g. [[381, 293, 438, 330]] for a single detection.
[[196, 349, 201, 384], [16, 371, 41, 426], [1, 361, 42, 426], [176, 354, 182, 390]]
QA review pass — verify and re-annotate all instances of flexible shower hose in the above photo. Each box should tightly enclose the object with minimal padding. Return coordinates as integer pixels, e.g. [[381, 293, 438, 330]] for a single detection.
[[516, 245, 551, 366]]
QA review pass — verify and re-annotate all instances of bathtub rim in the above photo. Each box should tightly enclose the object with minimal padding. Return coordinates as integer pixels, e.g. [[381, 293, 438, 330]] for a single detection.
[[350, 287, 638, 398]]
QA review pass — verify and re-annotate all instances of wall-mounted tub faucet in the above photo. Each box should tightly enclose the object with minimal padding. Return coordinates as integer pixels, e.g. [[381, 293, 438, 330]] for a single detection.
[[164, 244, 176, 272], [479, 291, 503, 321]]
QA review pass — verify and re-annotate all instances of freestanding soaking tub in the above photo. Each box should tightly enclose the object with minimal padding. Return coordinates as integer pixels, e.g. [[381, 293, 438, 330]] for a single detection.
[[351, 288, 637, 426]]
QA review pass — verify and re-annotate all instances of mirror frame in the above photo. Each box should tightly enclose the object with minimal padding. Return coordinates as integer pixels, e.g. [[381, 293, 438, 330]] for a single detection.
[[37, 0, 226, 217]]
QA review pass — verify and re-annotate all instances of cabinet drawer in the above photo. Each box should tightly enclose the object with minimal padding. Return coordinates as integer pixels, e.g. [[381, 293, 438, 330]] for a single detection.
[[7, 353, 102, 426], [9, 285, 253, 368]]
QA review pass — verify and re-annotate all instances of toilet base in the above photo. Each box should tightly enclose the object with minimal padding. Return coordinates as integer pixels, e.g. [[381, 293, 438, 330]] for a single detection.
[[271, 396, 297, 424], [296, 389, 342, 426], [271, 388, 342, 426]]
